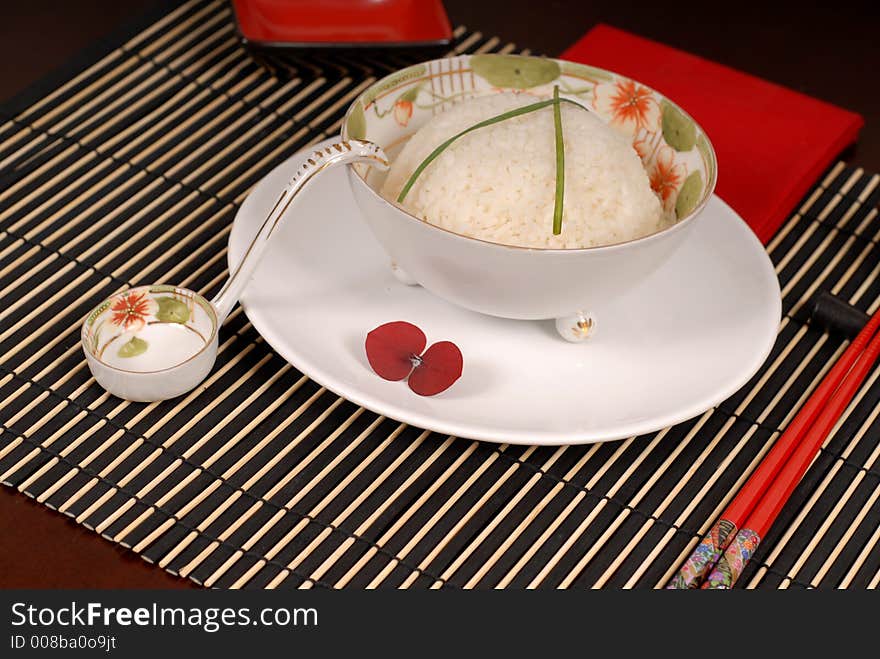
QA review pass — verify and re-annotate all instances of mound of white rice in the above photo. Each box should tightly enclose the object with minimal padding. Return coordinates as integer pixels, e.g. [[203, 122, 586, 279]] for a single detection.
[[381, 92, 667, 249]]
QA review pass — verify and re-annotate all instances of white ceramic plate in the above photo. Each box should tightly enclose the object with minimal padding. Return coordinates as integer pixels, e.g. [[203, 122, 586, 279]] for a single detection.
[[228, 139, 781, 445]]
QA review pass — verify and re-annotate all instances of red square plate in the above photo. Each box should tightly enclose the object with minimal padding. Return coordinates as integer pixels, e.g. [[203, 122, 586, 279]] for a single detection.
[[231, 0, 453, 49]]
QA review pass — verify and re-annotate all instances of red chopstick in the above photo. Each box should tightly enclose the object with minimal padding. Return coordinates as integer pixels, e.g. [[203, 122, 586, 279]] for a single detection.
[[667, 307, 880, 589], [701, 318, 880, 588]]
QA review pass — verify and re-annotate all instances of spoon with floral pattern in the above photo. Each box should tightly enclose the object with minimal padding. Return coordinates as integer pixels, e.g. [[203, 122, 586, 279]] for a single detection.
[[81, 139, 388, 401]]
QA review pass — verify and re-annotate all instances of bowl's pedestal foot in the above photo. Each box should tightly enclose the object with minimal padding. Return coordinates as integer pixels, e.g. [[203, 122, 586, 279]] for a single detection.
[[390, 261, 419, 286], [555, 311, 596, 343]]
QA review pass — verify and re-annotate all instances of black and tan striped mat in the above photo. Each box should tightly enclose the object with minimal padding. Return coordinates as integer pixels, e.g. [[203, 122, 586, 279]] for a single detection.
[[1, 0, 879, 589]]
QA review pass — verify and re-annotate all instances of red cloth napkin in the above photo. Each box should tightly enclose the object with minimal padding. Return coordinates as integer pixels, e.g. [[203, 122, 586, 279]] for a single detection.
[[561, 25, 864, 244]]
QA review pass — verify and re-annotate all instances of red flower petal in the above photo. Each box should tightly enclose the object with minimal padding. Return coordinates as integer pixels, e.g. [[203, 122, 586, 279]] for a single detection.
[[408, 341, 463, 396], [365, 321, 427, 381]]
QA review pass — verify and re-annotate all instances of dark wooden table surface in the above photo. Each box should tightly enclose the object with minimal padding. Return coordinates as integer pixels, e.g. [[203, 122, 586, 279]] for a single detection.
[[1, 0, 878, 588]]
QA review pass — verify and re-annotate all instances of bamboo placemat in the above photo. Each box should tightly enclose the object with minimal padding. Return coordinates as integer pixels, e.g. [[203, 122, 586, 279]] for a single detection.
[[1, 0, 879, 589]]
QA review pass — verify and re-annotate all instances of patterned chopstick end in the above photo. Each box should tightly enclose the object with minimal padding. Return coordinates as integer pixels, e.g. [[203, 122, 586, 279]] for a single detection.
[[701, 528, 762, 589], [666, 519, 737, 589]]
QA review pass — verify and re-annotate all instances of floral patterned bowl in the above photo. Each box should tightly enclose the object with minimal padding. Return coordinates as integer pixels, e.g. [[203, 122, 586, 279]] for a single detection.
[[341, 54, 717, 334]]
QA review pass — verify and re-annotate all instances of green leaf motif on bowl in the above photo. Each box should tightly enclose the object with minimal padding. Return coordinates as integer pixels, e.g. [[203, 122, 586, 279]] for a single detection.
[[397, 85, 421, 103], [155, 296, 190, 324], [347, 102, 366, 140], [558, 61, 613, 82], [362, 64, 427, 106], [470, 55, 560, 89], [117, 336, 148, 358], [661, 100, 696, 152], [675, 171, 703, 219]]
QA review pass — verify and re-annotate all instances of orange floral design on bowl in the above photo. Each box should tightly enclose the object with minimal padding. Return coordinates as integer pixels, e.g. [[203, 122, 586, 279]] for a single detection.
[[109, 290, 158, 332], [593, 79, 660, 133]]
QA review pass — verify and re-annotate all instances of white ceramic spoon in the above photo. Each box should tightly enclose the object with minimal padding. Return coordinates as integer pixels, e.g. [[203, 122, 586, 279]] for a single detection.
[[81, 139, 388, 401]]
